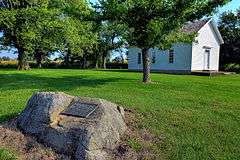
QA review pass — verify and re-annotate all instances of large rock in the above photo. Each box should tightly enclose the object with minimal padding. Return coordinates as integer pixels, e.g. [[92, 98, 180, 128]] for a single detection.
[[17, 92, 127, 160]]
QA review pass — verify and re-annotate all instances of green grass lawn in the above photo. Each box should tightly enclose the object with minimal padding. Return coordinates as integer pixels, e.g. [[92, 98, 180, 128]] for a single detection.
[[0, 69, 239, 159], [0, 148, 16, 160]]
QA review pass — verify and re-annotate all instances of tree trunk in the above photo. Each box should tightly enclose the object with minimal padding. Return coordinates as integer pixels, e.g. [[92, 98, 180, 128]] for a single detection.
[[37, 62, 42, 68], [65, 53, 70, 67], [95, 61, 99, 69], [35, 51, 43, 68], [142, 48, 151, 83], [94, 53, 99, 69], [17, 49, 29, 70], [120, 52, 124, 64], [17, 51, 24, 70], [83, 53, 87, 69], [102, 50, 111, 69], [102, 55, 107, 69], [13, 34, 29, 70]]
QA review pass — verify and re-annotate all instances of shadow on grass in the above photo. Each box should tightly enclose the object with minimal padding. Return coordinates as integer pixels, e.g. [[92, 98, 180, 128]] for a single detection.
[[0, 73, 132, 91], [0, 72, 135, 122], [95, 69, 135, 73], [96, 69, 192, 76]]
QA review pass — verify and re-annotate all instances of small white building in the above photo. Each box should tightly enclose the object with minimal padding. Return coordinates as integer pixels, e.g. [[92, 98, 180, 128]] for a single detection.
[[128, 19, 224, 73]]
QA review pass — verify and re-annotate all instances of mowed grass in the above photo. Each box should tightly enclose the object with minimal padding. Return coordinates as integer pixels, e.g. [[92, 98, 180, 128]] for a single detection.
[[0, 148, 16, 160], [0, 69, 239, 159]]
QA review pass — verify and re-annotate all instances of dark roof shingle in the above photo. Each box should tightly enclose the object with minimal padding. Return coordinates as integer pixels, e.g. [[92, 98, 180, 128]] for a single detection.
[[182, 19, 210, 33]]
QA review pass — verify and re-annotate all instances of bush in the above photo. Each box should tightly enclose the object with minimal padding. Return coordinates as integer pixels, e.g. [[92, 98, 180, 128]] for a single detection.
[[0, 61, 18, 68], [0, 60, 77, 69], [106, 63, 128, 69], [224, 63, 240, 73], [0, 61, 128, 69]]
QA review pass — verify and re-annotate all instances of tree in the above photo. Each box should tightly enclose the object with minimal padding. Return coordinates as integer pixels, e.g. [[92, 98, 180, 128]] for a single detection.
[[100, 0, 231, 83], [98, 22, 127, 68], [55, 0, 98, 68], [62, 18, 97, 67], [0, 0, 56, 70], [114, 46, 127, 64], [90, 4, 128, 69], [0, 0, 97, 70], [0, 0, 63, 70], [31, 9, 64, 68], [218, 9, 240, 66]]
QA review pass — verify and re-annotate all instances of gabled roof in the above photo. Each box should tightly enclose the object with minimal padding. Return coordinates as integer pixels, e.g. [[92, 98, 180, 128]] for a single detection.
[[181, 19, 224, 44], [209, 20, 224, 44], [182, 19, 210, 33]]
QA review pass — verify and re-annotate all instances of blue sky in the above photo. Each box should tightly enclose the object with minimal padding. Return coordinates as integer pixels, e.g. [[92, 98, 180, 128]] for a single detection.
[[214, 0, 240, 19], [1, 0, 240, 59]]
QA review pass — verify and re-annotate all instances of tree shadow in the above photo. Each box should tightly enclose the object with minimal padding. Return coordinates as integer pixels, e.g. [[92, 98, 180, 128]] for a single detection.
[[95, 69, 190, 76], [0, 73, 132, 92], [95, 69, 139, 73]]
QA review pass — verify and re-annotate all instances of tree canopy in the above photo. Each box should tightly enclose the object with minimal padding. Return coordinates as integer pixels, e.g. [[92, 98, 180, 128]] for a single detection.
[[0, 0, 55, 69], [218, 8, 240, 66], [0, 0, 97, 70]]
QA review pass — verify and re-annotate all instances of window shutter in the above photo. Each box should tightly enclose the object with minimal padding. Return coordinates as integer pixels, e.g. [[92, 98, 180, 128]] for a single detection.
[[169, 49, 174, 63], [138, 53, 141, 64], [152, 51, 156, 64]]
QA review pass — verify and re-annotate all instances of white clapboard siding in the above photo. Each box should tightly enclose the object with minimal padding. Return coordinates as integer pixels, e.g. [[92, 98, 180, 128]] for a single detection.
[[128, 19, 223, 72], [191, 21, 221, 71]]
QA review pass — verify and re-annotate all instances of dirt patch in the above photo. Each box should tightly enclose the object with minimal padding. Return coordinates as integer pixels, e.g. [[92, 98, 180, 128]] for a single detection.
[[113, 109, 165, 160], [0, 120, 70, 160], [0, 109, 163, 160]]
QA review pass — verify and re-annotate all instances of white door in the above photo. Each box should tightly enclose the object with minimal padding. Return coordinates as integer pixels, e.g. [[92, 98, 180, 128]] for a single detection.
[[204, 49, 210, 70]]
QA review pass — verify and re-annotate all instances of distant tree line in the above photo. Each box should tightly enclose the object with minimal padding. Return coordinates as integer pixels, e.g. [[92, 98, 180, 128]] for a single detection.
[[0, 0, 231, 82], [0, 56, 10, 61]]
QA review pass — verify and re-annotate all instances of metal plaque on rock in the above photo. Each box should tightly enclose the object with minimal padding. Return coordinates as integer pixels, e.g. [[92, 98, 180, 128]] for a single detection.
[[61, 102, 98, 118]]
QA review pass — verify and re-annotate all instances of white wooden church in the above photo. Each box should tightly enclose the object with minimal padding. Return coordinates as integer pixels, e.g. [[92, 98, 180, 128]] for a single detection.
[[128, 19, 224, 73]]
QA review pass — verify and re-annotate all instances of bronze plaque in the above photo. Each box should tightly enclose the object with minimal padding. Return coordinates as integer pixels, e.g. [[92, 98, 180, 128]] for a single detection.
[[61, 102, 98, 118]]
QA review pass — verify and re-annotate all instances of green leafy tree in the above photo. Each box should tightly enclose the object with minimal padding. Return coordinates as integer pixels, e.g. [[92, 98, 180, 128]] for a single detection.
[[54, 0, 98, 68], [90, 5, 128, 69], [0, 0, 97, 70], [62, 18, 97, 66], [218, 9, 240, 66], [31, 9, 64, 68], [0, 0, 57, 70], [98, 22, 127, 68], [31, 0, 97, 68], [100, 0, 231, 83]]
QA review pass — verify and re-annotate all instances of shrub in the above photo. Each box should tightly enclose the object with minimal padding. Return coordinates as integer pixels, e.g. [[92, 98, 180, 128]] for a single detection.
[[106, 63, 128, 69], [0, 60, 128, 69], [224, 63, 240, 73], [0, 61, 18, 68]]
